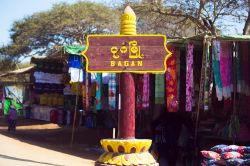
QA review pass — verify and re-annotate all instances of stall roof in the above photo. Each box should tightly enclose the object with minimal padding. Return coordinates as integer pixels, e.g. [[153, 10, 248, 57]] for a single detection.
[[0, 65, 35, 77]]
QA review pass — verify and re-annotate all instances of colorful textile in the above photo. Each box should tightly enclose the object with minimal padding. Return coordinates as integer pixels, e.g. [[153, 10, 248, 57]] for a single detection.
[[212, 40, 223, 101], [136, 74, 144, 110], [68, 68, 83, 83], [71, 83, 82, 95], [64, 45, 85, 55], [68, 54, 82, 69], [155, 74, 165, 104], [108, 73, 116, 111], [186, 42, 194, 112], [142, 74, 150, 108], [204, 40, 211, 111], [166, 45, 178, 112], [96, 73, 102, 111], [220, 42, 233, 99], [239, 42, 250, 95]]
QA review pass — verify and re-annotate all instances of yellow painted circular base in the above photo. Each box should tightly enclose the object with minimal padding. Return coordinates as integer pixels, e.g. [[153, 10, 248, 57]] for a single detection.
[[97, 152, 157, 166], [101, 139, 152, 153]]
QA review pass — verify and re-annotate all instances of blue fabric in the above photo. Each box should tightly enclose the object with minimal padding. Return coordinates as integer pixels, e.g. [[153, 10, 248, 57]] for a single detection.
[[68, 54, 82, 68]]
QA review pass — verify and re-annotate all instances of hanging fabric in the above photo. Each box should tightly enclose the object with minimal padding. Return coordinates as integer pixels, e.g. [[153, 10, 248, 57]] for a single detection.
[[220, 41, 233, 99], [142, 74, 150, 108], [155, 74, 165, 105], [166, 45, 178, 112], [235, 42, 243, 93], [82, 61, 87, 111], [108, 73, 116, 111], [136, 74, 144, 110], [204, 39, 212, 111], [186, 42, 194, 112], [212, 40, 223, 101], [239, 42, 250, 95], [85, 73, 90, 111], [96, 73, 102, 111]]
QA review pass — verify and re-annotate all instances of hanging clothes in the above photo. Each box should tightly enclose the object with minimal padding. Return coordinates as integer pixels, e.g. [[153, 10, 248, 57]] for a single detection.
[[142, 74, 150, 108], [220, 41, 233, 99], [68, 54, 82, 69], [96, 73, 102, 111], [155, 74, 165, 105], [186, 42, 194, 112], [68, 68, 83, 82], [166, 45, 178, 112], [239, 42, 250, 95], [204, 40, 212, 111], [212, 40, 223, 101], [108, 73, 116, 111]]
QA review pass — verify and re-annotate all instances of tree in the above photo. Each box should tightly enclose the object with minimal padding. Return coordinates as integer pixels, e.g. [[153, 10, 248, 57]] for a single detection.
[[131, 0, 248, 36], [243, 0, 250, 34], [0, 1, 120, 58]]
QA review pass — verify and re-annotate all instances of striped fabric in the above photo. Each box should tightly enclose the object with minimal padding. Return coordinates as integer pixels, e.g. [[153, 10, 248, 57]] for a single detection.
[[186, 42, 194, 112], [108, 73, 116, 111], [142, 74, 150, 108], [155, 74, 165, 104], [220, 42, 233, 99], [96, 73, 102, 111]]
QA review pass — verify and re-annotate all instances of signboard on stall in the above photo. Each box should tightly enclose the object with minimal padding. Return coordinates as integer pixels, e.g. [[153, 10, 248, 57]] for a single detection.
[[82, 35, 172, 73]]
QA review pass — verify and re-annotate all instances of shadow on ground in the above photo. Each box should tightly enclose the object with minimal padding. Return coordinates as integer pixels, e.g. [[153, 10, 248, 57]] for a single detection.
[[0, 116, 113, 161]]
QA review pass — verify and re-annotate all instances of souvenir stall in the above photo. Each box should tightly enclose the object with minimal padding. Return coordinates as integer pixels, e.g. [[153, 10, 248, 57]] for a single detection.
[[30, 57, 66, 123], [166, 35, 250, 165], [0, 66, 34, 116], [64, 45, 118, 129]]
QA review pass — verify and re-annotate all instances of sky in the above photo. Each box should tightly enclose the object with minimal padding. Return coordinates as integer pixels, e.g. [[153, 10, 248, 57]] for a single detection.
[[0, 0, 245, 46], [0, 0, 107, 46]]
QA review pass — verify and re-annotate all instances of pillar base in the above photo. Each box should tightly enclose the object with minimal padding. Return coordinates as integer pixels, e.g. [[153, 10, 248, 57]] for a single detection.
[[95, 139, 158, 166]]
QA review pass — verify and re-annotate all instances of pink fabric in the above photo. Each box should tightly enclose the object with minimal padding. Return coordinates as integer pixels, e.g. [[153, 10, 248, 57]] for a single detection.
[[136, 75, 143, 110], [219, 42, 233, 99], [142, 74, 150, 108], [186, 42, 194, 112]]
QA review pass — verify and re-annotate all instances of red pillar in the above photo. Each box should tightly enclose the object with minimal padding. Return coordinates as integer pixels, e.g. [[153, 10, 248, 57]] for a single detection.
[[118, 73, 135, 139]]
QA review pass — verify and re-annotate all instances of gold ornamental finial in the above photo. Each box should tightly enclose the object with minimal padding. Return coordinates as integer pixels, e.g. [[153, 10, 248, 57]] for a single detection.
[[124, 6, 135, 15], [120, 6, 136, 35]]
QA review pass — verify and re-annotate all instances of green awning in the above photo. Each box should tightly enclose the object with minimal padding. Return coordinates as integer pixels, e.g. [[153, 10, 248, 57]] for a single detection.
[[64, 45, 85, 55]]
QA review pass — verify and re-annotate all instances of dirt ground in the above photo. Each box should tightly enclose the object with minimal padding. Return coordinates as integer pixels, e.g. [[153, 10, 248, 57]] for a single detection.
[[0, 116, 114, 165]]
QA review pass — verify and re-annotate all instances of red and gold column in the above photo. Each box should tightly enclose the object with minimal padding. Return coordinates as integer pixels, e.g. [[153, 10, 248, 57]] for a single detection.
[[95, 6, 158, 166]]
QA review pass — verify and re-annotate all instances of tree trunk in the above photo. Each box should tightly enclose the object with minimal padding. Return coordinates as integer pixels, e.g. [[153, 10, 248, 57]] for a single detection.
[[243, 0, 250, 35]]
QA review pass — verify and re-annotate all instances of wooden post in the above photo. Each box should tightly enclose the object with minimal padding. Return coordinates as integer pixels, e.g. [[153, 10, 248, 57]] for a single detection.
[[117, 6, 136, 139]]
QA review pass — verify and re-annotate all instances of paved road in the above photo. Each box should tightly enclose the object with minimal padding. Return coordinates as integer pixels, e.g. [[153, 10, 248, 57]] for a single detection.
[[0, 133, 95, 166]]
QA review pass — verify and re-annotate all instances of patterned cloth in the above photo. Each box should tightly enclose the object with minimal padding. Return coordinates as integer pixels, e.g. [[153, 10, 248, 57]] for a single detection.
[[155, 74, 165, 104], [142, 74, 150, 108], [186, 42, 194, 112], [96, 73, 102, 111], [204, 40, 211, 111], [212, 40, 223, 101], [220, 42, 233, 99], [166, 45, 178, 112], [108, 73, 116, 111]]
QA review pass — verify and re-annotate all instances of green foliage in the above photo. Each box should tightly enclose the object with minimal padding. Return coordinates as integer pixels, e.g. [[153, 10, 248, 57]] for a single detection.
[[0, 1, 120, 57]]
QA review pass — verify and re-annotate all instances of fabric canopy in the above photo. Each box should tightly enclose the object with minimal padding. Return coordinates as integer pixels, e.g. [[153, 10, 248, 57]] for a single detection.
[[64, 45, 85, 55]]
